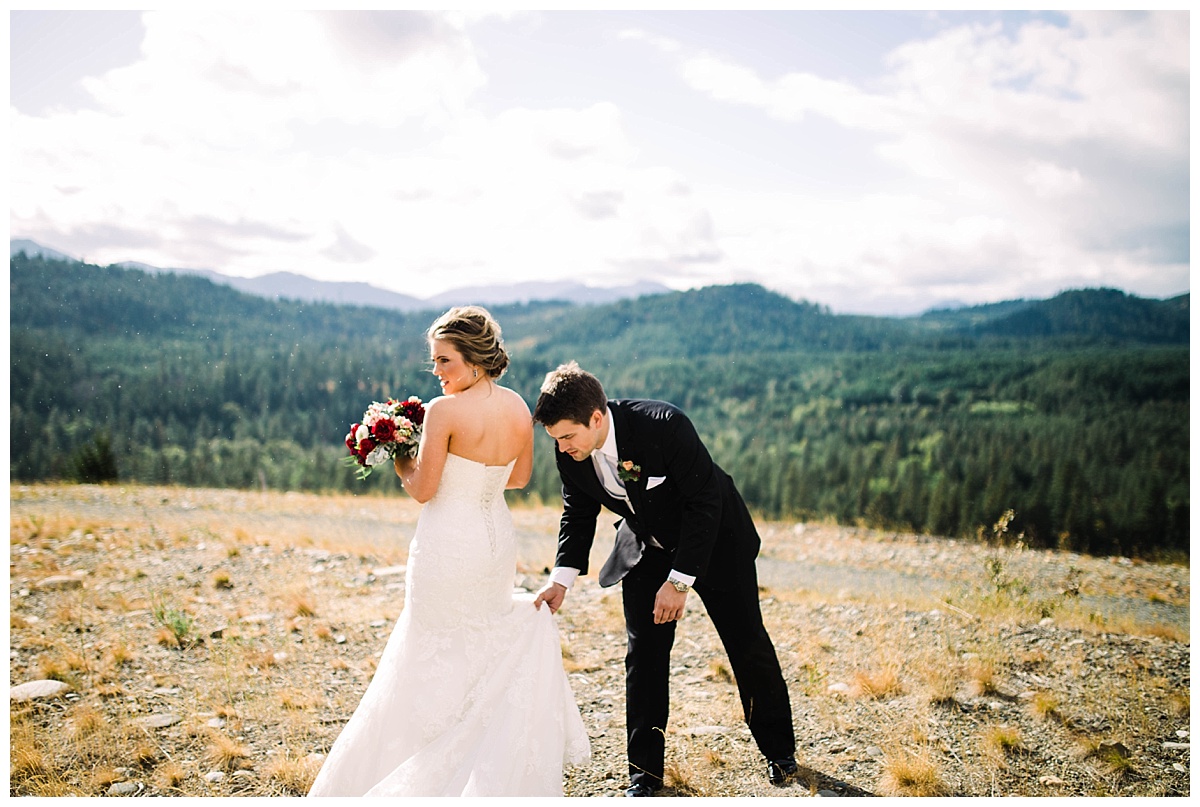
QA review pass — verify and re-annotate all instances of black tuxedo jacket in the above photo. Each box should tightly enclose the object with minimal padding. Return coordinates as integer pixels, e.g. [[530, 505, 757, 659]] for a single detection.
[[553, 399, 760, 589]]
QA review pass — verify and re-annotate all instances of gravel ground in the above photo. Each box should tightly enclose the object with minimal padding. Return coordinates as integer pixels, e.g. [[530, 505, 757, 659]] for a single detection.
[[8, 483, 1191, 797]]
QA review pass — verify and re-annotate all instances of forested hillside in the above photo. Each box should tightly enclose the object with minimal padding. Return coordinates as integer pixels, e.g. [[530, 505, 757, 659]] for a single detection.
[[9, 253, 1190, 557]]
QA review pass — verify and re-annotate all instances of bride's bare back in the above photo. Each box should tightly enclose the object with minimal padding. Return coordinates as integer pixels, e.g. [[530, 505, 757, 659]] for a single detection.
[[396, 379, 534, 503], [436, 383, 533, 467]]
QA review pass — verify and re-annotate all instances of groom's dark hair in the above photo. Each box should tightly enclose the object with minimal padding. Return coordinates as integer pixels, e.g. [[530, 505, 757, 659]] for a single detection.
[[533, 361, 607, 426]]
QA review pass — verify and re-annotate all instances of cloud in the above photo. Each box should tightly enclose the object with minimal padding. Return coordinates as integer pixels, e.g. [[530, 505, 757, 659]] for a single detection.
[[572, 190, 624, 220], [11, 11, 723, 292], [9, 10, 1187, 314], [1022, 160, 1083, 199], [643, 11, 1188, 311], [678, 53, 901, 132], [82, 10, 488, 133], [11, 11, 485, 277]]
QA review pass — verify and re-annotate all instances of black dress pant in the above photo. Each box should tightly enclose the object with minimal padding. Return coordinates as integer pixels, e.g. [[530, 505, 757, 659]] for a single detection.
[[621, 546, 795, 788]]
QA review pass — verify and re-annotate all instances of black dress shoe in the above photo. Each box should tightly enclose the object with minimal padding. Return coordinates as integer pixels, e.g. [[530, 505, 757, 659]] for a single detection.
[[768, 756, 799, 786], [625, 782, 657, 797]]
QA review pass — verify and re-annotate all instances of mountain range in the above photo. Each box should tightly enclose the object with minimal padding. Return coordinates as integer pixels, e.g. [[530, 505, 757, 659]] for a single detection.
[[9, 238, 670, 312], [9, 238, 1189, 336], [9, 246, 1190, 559]]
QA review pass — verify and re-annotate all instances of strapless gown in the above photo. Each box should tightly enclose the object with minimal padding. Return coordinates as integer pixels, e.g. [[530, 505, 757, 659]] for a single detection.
[[308, 453, 590, 796]]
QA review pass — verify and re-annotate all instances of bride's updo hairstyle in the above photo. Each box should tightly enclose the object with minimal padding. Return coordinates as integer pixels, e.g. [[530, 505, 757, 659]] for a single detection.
[[427, 305, 510, 379]]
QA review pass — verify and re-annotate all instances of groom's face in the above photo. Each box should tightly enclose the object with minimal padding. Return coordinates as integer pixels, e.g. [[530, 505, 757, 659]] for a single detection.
[[544, 409, 606, 461]]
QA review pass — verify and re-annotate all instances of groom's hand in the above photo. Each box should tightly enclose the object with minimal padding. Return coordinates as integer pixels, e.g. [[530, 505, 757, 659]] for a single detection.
[[653, 583, 688, 624], [534, 582, 567, 613]]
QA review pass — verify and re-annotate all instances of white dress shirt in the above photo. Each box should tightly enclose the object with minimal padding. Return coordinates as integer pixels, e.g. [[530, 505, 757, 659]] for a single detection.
[[550, 406, 695, 591]]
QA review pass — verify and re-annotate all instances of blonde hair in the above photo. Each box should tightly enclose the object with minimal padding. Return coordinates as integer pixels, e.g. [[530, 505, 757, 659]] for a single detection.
[[426, 305, 510, 378]]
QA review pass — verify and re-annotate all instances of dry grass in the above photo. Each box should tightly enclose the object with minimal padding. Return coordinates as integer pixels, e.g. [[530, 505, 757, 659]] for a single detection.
[[662, 739, 724, 797], [68, 703, 107, 740], [265, 751, 321, 795], [89, 767, 124, 792], [878, 748, 949, 797], [965, 655, 999, 696], [36, 652, 74, 683], [663, 759, 706, 796], [1030, 690, 1061, 721], [981, 724, 1024, 766], [102, 638, 138, 668], [206, 733, 252, 771], [595, 590, 627, 633], [1057, 605, 1192, 643], [279, 690, 319, 711], [1140, 622, 1190, 643], [560, 637, 596, 673], [1079, 738, 1137, 778], [285, 586, 318, 618], [850, 665, 902, 699], [1167, 690, 1189, 718], [131, 742, 161, 769], [12, 696, 183, 796], [246, 648, 280, 671], [10, 719, 51, 785], [155, 761, 187, 790], [917, 656, 961, 704], [9, 483, 1189, 798], [707, 659, 734, 684]]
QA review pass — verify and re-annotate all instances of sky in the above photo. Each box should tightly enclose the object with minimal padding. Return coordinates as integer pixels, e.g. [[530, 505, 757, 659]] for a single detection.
[[8, 8, 1191, 315]]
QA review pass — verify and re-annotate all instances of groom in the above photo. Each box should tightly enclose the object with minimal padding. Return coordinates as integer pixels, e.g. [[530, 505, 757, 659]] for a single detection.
[[532, 362, 797, 796]]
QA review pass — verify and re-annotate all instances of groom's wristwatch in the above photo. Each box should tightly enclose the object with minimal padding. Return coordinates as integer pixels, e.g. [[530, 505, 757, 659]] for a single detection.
[[667, 576, 690, 593]]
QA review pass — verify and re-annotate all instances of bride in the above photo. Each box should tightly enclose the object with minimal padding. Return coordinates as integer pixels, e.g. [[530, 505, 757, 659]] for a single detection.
[[308, 306, 590, 797]]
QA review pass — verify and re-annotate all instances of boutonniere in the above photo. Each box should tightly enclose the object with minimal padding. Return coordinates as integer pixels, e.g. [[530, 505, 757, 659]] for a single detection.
[[617, 460, 641, 483]]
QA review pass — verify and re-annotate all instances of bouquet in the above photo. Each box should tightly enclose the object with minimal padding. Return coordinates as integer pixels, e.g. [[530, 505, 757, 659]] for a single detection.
[[345, 396, 426, 479]]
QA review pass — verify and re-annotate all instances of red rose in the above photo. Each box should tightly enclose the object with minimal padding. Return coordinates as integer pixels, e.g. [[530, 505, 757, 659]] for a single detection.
[[346, 425, 360, 451], [358, 437, 376, 458], [372, 418, 397, 443], [400, 399, 424, 425]]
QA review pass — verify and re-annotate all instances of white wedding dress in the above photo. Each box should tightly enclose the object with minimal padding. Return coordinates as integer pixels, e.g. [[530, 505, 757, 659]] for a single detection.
[[308, 454, 590, 797]]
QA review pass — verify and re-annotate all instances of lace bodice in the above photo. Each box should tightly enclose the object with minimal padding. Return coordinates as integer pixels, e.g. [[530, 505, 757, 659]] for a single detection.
[[404, 454, 518, 630], [423, 454, 514, 553]]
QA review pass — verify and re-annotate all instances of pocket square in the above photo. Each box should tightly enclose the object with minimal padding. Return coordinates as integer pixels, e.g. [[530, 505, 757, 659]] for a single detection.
[[646, 476, 667, 490]]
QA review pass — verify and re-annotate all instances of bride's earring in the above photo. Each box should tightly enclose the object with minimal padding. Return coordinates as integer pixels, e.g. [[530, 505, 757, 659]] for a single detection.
[[473, 368, 479, 379]]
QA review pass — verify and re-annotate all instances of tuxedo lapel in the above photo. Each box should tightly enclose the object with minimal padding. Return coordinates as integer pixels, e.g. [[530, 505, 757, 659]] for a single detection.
[[567, 455, 608, 502], [561, 414, 634, 518], [607, 403, 646, 513]]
